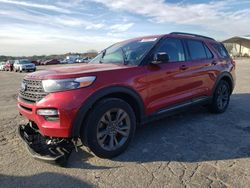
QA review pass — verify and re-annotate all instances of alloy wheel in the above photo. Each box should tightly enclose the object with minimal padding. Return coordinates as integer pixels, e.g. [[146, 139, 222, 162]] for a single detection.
[[216, 83, 229, 110], [97, 108, 131, 151]]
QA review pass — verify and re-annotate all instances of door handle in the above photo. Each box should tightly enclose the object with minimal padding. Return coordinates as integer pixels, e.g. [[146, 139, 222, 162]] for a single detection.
[[211, 61, 217, 65], [179, 65, 188, 70]]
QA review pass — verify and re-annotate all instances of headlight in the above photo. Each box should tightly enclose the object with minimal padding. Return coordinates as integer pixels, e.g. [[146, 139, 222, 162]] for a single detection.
[[42, 76, 96, 93]]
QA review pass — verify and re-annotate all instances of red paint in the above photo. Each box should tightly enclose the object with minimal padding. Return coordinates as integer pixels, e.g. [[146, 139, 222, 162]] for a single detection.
[[17, 34, 236, 138], [4, 60, 14, 71]]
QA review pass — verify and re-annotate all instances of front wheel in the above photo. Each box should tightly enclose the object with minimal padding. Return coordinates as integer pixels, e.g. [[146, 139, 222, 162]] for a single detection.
[[209, 80, 231, 113], [81, 98, 136, 158]]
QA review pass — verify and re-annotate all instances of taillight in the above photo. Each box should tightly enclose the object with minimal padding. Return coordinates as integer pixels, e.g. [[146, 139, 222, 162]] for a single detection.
[[232, 60, 236, 66]]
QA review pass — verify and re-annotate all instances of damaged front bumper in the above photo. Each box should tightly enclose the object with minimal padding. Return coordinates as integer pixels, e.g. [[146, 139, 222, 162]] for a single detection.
[[18, 122, 74, 166]]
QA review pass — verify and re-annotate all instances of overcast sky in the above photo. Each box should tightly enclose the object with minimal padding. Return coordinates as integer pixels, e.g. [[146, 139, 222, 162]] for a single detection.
[[0, 0, 250, 56]]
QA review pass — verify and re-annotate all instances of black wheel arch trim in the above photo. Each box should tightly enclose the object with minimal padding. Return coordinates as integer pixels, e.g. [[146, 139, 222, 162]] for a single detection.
[[71, 86, 145, 138], [212, 72, 234, 95]]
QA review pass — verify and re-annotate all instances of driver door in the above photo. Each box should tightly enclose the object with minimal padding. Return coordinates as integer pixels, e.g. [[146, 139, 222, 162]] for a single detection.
[[145, 37, 197, 114]]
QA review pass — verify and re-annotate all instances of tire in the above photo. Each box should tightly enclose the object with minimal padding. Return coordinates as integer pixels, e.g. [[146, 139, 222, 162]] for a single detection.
[[81, 98, 136, 158], [209, 80, 231, 113]]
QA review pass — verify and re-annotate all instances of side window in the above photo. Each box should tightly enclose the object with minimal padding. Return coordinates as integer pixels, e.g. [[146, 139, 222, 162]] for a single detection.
[[204, 44, 213, 59], [212, 43, 229, 58], [156, 38, 185, 62], [187, 40, 207, 60]]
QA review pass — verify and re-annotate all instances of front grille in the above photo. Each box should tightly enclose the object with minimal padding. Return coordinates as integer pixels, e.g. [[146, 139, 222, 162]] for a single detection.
[[25, 65, 33, 68], [19, 79, 47, 103]]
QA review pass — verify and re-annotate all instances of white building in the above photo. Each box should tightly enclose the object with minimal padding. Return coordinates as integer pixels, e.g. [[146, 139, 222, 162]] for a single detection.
[[223, 36, 250, 57]]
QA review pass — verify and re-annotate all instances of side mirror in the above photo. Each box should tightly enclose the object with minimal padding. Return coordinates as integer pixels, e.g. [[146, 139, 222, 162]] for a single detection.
[[152, 52, 169, 64]]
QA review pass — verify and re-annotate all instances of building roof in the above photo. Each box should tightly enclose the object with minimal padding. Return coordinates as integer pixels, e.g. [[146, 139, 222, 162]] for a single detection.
[[223, 36, 250, 49]]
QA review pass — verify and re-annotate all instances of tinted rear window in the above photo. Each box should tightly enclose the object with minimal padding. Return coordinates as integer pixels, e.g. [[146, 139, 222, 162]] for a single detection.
[[212, 43, 229, 58], [187, 40, 207, 60]]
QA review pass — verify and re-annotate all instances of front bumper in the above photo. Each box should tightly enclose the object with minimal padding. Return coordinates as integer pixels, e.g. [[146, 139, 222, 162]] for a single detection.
[[17, 83, 97, 138], [18, 123, 74, 166], [17, 90, 83, 138], [18, 100, 71, 138]]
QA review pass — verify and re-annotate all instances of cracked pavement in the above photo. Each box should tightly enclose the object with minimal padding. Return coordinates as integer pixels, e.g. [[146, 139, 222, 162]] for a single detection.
[[0, 59, 250, 188]]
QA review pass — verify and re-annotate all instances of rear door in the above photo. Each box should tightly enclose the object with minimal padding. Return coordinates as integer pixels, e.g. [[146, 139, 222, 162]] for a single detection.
[[184, 39, 215, 98]]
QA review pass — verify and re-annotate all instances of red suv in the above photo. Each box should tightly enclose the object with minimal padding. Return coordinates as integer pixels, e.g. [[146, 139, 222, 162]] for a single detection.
[[4, 60, 14, 71], [18, 32, 235, 165]]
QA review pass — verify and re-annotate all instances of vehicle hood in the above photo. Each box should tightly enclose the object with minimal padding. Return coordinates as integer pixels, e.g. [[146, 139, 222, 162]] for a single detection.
[[25, 63, 135, 80]]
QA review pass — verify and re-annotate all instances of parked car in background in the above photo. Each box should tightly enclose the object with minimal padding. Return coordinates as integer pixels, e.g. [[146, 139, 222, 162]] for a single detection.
[[75, 57, 91, 63], [0, 61, 5, 71], [0, 62, 6, 71], [4, 60, 15, 71], [31, 60, 39, 66], [41, 59, 60, 65], [0, 62, 3, 71], [75, 58, 84, 63], [3, 62, 8, 71], [14, 59, 36, 72], [60, 59, 68, 64], [61, 55, 79, 64]]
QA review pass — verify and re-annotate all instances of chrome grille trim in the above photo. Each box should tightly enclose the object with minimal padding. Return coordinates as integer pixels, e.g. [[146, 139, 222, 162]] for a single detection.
[[19, 79, 47, 103]]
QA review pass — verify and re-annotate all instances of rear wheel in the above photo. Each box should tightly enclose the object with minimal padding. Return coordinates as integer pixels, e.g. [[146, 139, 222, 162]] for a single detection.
[[81, 98, 136, 158], [209, 80, 230, 113]]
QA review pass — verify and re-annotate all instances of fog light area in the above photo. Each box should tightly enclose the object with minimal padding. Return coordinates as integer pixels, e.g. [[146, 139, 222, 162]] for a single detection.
[[37, 109, 59, 116]]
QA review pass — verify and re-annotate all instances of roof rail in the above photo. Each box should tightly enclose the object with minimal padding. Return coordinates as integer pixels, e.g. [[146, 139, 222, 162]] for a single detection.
[[170, 32, 215, 41]]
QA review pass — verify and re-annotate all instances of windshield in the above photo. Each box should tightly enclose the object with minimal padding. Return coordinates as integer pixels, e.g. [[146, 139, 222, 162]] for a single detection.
[[89, 37, 159, 65], [19, 60, 31, 64]]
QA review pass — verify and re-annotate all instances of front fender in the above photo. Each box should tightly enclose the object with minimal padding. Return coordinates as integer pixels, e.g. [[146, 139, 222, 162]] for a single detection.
[[71, 86, 145, 138]]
